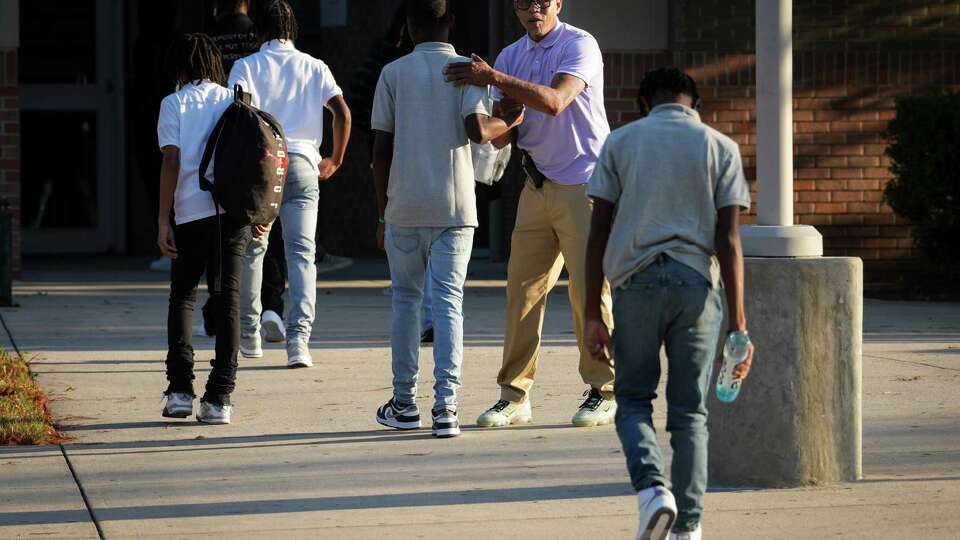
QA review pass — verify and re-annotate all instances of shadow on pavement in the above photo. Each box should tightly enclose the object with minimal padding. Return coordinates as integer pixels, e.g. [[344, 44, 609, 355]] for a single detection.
[[0, 481, 631, 526]]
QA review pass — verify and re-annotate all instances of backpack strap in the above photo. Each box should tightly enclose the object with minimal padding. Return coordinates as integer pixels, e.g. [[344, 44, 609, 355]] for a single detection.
[[198, 111, 229, 193], [234, 84, 251, 105], [198, 111, 230, 297]]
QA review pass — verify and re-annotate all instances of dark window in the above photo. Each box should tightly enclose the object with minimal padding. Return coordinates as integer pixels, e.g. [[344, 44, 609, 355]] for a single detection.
[[20, 1, 98, 84]]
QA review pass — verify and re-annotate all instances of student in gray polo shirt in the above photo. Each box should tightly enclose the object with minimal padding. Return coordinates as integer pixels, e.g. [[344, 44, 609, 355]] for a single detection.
[[584, 68, 755, 540], [371, 0, 523, 438]]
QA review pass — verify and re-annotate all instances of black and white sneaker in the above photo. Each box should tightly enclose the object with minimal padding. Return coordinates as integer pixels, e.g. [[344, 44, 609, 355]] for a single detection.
[[432, 407, 460, 438], [376, 398, 421, 430]]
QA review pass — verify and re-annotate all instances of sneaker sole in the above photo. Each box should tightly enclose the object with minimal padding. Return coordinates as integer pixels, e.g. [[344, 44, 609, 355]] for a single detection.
[[196, 415, 231, 425], [638, 508, 677, 540], [287, 358, 313, 369], [262, 320, 285, 343], [572, 412, 615, 428], [240, 347, 263, 359], [476, 414, 533, 428], [376, 417, 421, 430], [433, 426, 461, 438], [162, 408, 192, 419]]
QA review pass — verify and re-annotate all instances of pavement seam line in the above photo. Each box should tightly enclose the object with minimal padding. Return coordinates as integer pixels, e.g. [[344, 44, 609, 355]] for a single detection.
[[863, 353, 960, 372], [60, 444, 107, 540]]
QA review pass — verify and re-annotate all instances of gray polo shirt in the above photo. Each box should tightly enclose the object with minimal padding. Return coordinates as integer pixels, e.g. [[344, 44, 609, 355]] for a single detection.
[[586, 104, 752, 289], [372, 42, 492, 228]]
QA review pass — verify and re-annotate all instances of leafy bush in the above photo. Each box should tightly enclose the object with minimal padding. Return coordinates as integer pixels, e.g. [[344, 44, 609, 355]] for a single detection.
[[884, 94, 960, 275]]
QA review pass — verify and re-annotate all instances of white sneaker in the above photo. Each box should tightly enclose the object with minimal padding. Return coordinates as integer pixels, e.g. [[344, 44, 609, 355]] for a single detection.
[[286, 338, 313, 368], [476, 399, 533, 428], [636, 486, 678, 540], [196, 401, 232, 424], [571, 388, 617, 427], [162, 392, 193, 418], [261, 310, 286, 343], [240, 333, 263, 358], [668, 525, 701, 540]]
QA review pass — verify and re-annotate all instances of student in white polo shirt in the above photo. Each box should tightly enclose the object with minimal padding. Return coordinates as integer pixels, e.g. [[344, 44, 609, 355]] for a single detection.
[[157, 34, 266, 425], [371, 0, 524, 438], [229, 0, 352, 369]]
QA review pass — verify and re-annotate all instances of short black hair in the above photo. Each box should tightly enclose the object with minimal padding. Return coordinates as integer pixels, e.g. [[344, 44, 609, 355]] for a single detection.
[[257, 0, 299, 42], [405, 0, 451, 27], [638, 67, 701, 108], [164, 33, 227, 86]]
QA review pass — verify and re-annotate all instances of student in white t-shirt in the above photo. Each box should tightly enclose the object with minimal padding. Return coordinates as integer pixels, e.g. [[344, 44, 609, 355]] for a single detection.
[[156, 34, 267, 425], [229, 0, 352, 369]]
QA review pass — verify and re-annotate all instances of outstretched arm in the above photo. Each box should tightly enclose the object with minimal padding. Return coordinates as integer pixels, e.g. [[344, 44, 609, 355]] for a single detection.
[[445, 54, 586, 117]]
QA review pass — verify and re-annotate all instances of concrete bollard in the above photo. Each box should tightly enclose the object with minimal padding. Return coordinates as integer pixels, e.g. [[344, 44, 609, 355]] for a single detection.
[[707, 257, 863, 488]]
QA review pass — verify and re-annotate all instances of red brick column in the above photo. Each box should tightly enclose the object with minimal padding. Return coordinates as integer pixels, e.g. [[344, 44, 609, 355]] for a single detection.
[[0, 48, 19, 275]]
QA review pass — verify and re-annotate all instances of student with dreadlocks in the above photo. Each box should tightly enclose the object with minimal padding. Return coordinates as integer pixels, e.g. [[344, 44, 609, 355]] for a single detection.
[[584, 67, 755, 540], [157, 33, 264, 424], [230, 0, 352, 369]]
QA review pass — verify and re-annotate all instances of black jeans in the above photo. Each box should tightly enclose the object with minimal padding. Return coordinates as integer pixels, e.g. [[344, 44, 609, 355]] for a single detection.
[[202, 218, 285, 332], [166, 215, 249, 406]]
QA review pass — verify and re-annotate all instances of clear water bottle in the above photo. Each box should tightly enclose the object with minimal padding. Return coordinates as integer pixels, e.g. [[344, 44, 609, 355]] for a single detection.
[[716, 330, 750, 403]]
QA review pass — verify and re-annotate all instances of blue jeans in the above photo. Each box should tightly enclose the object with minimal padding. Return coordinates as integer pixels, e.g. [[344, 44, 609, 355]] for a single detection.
[[421, 266, 433, 331], [385, 225, 474, 409], [241, 154, 319, 343], [612, 255, 723, 532]]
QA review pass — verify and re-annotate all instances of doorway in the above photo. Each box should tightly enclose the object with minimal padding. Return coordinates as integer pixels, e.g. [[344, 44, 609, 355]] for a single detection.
[[19, 0, 126, 254]]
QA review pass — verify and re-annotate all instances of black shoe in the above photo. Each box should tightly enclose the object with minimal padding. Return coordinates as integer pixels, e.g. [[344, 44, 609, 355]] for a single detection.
[[420, 327, 434, 344], [376, 398, 421, 430], [432, 406, 460, 438]]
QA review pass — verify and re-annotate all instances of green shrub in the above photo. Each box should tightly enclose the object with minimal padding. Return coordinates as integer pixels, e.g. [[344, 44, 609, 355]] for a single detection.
[[884, 94, 960, 276]]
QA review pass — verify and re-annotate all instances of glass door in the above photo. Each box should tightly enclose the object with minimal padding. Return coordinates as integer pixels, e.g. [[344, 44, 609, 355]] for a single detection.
[[19, 0, 125, 254]]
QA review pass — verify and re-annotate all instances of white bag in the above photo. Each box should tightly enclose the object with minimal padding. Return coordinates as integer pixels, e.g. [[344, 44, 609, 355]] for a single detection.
[[471, 142, 512, 186]]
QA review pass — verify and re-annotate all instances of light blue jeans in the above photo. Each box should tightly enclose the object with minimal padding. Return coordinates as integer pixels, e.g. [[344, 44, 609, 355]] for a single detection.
[[240, 154, 318, 343], [385, 225, 474, 409], [612, 255, 723, 532], [421, 266, 433, 331]]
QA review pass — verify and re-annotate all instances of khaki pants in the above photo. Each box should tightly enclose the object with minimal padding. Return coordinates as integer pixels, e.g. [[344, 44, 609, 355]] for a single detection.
[[498, 180, 615, 403]]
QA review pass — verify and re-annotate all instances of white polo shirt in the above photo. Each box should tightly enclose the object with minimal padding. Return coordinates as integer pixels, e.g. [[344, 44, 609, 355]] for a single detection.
[[157, 80, 233, 225], [228, 39, 343, 175]]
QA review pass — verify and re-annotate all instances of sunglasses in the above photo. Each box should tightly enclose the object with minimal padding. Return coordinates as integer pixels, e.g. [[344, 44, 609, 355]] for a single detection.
[[514, 0, 553, 11]]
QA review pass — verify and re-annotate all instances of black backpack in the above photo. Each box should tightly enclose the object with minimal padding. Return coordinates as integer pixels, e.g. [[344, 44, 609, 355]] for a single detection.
[[199, 85, 288, 226]]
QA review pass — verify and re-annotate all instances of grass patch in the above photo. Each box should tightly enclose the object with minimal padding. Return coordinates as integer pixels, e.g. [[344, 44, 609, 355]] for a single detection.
[[0, 348, 63, 445]]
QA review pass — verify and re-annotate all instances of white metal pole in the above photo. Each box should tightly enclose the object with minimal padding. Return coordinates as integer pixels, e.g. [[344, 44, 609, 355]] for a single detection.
[[756, 0, 794, 227]]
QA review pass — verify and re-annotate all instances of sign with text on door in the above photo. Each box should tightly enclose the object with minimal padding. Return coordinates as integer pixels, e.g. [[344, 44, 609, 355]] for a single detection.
[[321, 0, 347, 28]]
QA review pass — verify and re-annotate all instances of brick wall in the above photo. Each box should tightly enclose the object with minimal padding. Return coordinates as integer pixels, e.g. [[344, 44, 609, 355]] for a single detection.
[[0, 49, 19, 275], [602, 1, 960, 291]]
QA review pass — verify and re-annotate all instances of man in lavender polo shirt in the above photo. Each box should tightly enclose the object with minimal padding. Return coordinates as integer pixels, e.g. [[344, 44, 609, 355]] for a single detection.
[[445, 0, 615, 429]]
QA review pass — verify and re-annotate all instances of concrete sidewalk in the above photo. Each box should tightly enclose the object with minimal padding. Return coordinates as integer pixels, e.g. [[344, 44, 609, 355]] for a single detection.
[[1, 257, 959, 539]]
